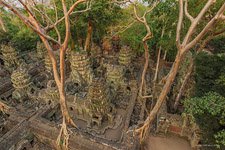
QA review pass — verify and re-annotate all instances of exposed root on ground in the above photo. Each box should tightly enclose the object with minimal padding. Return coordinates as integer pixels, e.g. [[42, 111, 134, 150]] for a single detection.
[[56, 117, 71, 150], [135, 118, 150, 144], [66, 116, 77, 128]]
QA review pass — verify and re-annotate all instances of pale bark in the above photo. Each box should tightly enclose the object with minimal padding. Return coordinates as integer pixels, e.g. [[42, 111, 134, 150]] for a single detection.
[[174, 28, 225, 110], [133, 1, 159, 99], [174, 58, 193, 110], [137, 50, 183, 138], [137, 0, 225, 141], [153, 27, 164, 83], [0, 0, 87, 127], [163, 50, 167, 60], [153, 46, 161, 83]]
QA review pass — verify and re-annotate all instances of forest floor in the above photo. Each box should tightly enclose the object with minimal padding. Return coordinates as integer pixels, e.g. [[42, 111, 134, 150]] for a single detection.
[[145, 135, 192, 150]]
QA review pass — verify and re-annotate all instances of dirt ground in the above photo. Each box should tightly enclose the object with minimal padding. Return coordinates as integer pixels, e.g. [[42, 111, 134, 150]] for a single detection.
[[144, 135, 193, 150]]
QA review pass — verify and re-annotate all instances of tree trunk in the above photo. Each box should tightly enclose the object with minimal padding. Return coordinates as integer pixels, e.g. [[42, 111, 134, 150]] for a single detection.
[[153, 46, 161, 83], [59, 90, 74, 126], [84, 19, 93, 53], [174, 58, 194, 110], [143, 50, 183, 132], [163, 50, 167, 60], [59, 47, 75, 126]]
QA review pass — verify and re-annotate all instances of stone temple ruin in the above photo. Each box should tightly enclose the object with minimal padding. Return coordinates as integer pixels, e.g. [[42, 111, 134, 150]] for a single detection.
[[0, 42, 141, 150], [0, 42, 201, 150], [11, 63, 32, 102]]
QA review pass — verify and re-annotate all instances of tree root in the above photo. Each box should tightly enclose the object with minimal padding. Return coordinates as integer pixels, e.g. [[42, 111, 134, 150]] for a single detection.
[[66, 116, 77, 128], [135, 119, 150, 143], [56, 117, 71, 150]]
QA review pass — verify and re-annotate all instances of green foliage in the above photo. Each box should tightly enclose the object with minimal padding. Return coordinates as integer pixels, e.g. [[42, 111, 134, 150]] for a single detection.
[[118, 0, 179, 60], [11, 27, 38, 52], [215, 130, 225, 148], [194, 52, 225, 97], [184, 92, 225, 147], [118, 3, 147, 53], [71, 0, 123, 46], [208, 37, 225, 54], [0, 11, 38, 52], [148, 0, 178, 61]]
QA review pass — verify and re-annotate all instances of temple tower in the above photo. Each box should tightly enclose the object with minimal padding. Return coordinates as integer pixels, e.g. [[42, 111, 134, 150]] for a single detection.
[[118, 46, 133, 66], [86, 78, 114, 126], [11, 64, 31, 101], [70, 51, 93, 84]]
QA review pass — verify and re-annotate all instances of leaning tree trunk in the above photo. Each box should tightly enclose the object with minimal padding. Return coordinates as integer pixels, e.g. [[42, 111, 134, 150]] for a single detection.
[[148, 50, 182, 122], [138, 50, 183, 140], [174, 58, 194, 110]]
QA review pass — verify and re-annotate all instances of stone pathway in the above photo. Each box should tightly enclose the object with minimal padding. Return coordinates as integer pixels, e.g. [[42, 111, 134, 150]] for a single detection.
[[145, 135, 192, 150]]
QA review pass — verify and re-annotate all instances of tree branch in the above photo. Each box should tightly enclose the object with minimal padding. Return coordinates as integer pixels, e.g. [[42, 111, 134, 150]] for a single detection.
[[45, 0, 87, 31], [182, 0, 216, 46], [0, 0, 60, 45], [176, 0, 184, 49], [184, 0, 194, 22], [18, 0, 37, 21], [133, 1, 158, 99], [185, 3, 225, 52]]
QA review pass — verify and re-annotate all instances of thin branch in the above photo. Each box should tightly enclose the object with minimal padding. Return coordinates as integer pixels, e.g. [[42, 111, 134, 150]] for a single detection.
[[29, 0, 46, 23], [67, 0, 87, 15], [133, 4, 145, 23], [71, 0, 92, 15], [133, 1, 158, 99], [144, 0, 159, 18], [46, 0, 87, 31], [153, 26, 165, 83], [53, 0, 58, 22], [18, 0, 37, 21], [182, 0, 216, 46], [176, 0, 184, 49], [196, 28, 225, 52], [0, 0, 59, 45], [184, 0, 194, 22], [111, 20, 136, 37], [185, 3, 225, 52], [30, 4, 62, 43]]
